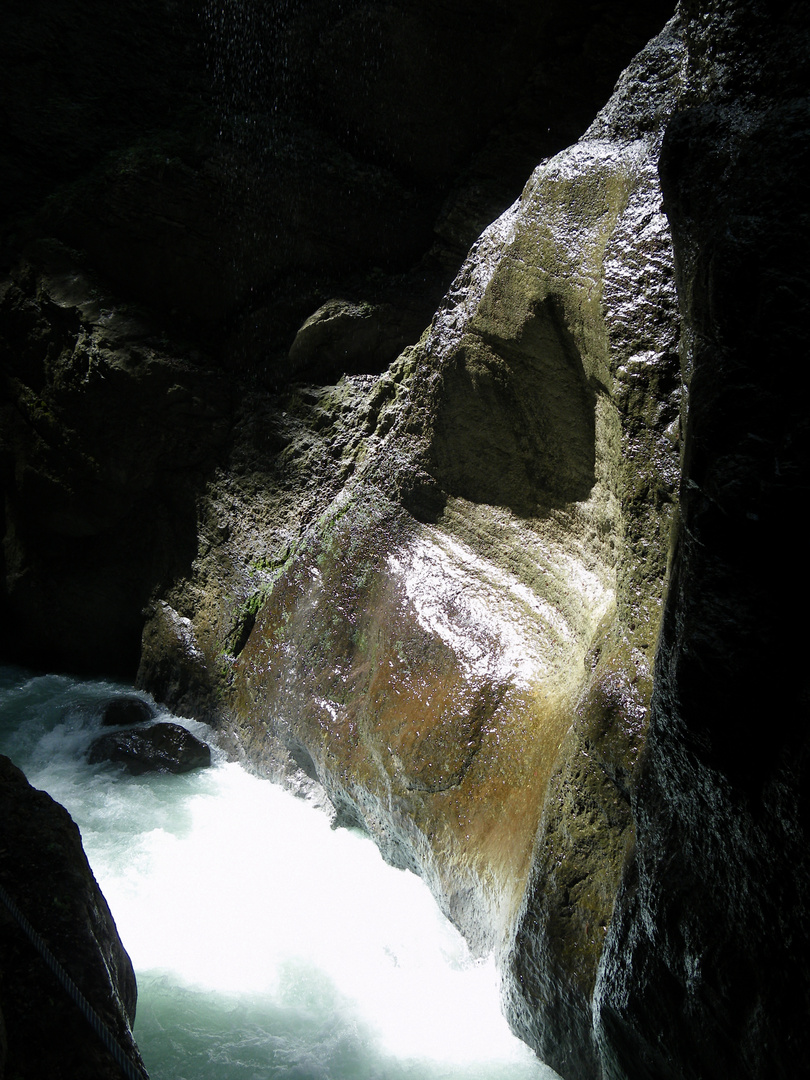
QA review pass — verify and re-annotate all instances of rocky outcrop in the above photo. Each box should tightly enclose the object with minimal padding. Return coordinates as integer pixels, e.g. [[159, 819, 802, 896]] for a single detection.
[[0, 754, 144, 1079], [218, 17, 685, 1078], [128, 12, 682, 1075], [288, 299, 422, 383], [133, 4, 808, 1077], [592, 3, 810, 1078], [88, 722, 211, 775], [0, 0, 674, 673]]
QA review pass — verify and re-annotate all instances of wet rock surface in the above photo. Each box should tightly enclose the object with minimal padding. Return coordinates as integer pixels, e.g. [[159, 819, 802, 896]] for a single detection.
[[88, 722, 211, 775], [101, 696, 156, 728], [592, 3, 810, 1078], [1, 1, 808, 1078], [0, 754, 144, 1079]]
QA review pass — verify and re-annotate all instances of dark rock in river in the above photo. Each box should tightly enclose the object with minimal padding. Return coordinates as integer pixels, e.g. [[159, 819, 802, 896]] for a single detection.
[[88, 722, 211, 775], [0, 754, 144, 1079], [101, 696, 156, 727]]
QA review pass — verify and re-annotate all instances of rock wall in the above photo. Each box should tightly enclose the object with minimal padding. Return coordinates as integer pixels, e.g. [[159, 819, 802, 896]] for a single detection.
[[0, 754, 144, 1079], [140, 13, 686, 1078], [1, 2, 809, 1079], [0, 241, 231, 674], [593, 3, 810, 1078], [0, 0, 672, 672]]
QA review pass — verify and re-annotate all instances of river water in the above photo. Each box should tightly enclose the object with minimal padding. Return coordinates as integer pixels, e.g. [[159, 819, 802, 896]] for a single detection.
[[0, 666, 560, 1080]]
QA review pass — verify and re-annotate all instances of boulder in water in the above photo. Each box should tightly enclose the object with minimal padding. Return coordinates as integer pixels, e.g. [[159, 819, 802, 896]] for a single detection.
[[88, 722, 211, 775], [100, 696, 155, 727]]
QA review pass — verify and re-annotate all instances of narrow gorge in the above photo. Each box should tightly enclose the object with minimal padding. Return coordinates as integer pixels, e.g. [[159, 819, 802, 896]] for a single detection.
[[1, 1, 808, 1078]]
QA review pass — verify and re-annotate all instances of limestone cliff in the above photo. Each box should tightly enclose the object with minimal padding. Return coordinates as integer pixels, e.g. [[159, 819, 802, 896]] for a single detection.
[[1, 2, 808, 1079], [211, 18, 685, 1079]]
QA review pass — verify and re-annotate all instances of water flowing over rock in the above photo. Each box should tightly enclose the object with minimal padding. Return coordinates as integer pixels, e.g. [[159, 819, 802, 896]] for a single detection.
[[1, 0, 808, 1078]]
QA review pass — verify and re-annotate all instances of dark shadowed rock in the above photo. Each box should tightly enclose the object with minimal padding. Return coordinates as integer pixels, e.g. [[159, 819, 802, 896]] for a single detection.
[[88, 722, 211, 775], [0, 241, 231, 676], [101, 696, 156, 727], [591, 3, 810, 1079], [288, 299, 424, 382], [0, 754, 144, 1078]]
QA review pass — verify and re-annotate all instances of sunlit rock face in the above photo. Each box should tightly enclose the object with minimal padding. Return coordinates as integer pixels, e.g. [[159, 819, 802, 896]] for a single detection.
[[228, 494, 618, 956], [193, 17, 685, 1080]]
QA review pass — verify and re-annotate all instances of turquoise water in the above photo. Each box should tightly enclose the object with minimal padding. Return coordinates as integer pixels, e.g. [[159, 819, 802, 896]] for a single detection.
[[0, 666, 559, 1080]]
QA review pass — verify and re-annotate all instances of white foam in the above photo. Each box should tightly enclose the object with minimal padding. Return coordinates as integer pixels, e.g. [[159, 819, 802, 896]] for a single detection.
[[0, 670, 560, 1079]]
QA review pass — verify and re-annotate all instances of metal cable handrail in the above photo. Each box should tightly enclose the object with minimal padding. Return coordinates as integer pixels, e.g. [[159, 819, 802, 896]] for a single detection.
[[0, 881, 148, 1080]]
